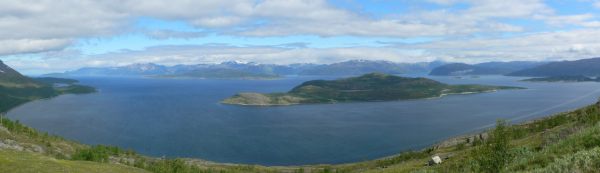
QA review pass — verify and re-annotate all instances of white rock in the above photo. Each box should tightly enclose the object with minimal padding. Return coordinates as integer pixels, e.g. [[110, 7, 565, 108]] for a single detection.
[[431, 155, 442, 165]]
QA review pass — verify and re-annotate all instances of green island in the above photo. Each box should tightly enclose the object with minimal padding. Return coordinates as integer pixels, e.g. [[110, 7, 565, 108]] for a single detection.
[[522, 75, 600, 82], [222, 73, 523, 106]]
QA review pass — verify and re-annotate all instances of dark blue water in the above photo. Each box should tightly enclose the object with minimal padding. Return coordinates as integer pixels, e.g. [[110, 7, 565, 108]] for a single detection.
[[7, 75, 600, 165]]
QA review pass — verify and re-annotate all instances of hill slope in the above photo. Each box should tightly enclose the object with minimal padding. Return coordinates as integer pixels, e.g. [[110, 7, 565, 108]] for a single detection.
[[223, 73, 522, 105], [508, 57, 600, 77], [0, 61, 96, 112], [0, 150, 148, 173], [0, 61, 39, 88]]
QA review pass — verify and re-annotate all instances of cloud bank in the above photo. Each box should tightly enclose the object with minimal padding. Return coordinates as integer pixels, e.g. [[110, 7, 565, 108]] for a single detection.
[[1, 0, 600, 73]]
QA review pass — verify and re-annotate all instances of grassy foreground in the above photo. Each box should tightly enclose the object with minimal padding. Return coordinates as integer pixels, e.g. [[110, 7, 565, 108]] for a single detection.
[[0, 149, 148, 173], [2, 100, 600, 172]]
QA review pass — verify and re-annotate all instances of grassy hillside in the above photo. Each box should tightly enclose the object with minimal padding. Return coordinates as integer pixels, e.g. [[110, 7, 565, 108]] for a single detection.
[[0, 150, 149, 173], [0, 60, 40, 88], [223, 73, 522, 105]]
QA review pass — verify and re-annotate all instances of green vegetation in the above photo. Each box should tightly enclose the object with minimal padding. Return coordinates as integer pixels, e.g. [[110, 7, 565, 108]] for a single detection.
[[522, 75, 600, 82], [0, 61, 40, 88], [223, 73, 523, 106], [471, 120, 511, 173], [0, 150, 149, 173]]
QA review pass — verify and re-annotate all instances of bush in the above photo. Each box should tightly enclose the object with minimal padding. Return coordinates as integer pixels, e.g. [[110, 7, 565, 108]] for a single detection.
[[531, 147, 600, 173], [472, 120, 512, 173], [71, 145, 126, 162]]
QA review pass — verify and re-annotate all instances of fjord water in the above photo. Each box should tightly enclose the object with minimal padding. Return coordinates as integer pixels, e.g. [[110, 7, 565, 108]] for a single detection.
[[7, 75, 600, 165]]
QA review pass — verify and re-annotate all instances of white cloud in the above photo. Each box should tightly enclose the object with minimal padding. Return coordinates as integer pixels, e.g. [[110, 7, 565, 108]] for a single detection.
[[0, 0, 128, 54], [143, 30, 207, 40], [0, 39, 72, 55], [0, 0, 580, 55], [398, 29, 600, 62]]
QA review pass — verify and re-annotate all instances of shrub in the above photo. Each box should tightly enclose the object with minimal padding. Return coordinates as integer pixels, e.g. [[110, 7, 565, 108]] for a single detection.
[[472, 120, 512, 173]]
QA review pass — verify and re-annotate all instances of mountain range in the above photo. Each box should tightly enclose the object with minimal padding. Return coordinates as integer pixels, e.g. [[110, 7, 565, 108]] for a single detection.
[[46, 60, 447, 78], [508, 57, 600, 77], [430, 61, 546, 76], [47, 57, 600, 78]]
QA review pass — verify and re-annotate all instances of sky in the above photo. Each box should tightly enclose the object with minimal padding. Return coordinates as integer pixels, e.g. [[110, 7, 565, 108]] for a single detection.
[[1, 0, 600, 74]]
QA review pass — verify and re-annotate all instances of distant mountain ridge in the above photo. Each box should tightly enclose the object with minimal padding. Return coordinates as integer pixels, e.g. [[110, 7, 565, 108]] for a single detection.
[[47, 60, 447, 78], [430, 61, 546, 76], [508, 57, 600, 77], [299, 60, 444, 75]]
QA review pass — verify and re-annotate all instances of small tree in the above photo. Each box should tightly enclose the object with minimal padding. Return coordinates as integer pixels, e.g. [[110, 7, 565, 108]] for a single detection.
[[473, 120, 512, 173]]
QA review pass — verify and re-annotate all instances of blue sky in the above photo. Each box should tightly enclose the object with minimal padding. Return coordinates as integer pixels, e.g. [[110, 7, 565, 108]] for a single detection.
[[1, 0, 600, 74]]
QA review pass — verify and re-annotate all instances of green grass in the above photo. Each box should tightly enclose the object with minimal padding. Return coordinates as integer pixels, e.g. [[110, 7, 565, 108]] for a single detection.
[[0, 149, 148, 173]]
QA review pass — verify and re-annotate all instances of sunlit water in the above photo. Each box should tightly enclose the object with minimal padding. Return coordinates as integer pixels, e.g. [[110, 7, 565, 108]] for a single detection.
[[8, 75, 600, 165]]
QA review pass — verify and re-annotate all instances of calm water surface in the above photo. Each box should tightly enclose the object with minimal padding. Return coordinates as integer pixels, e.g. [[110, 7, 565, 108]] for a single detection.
[[8, 75, 600, 165]]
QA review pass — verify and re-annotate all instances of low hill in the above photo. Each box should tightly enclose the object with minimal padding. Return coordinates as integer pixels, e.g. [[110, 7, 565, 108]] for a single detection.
[[508, 57, 600, 77], [222, 73, 522, 105]]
